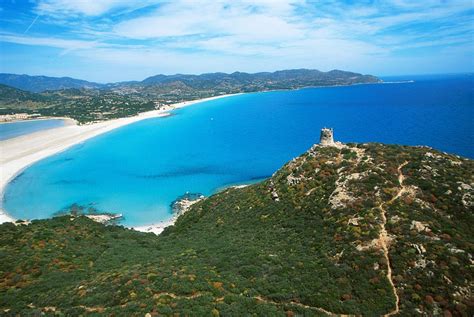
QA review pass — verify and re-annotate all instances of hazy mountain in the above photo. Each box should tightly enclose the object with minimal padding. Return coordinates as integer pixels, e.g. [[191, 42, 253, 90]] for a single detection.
[[0, 73, 104, 93], [0, 84, 41, 102], [142, 68, 381, 88], [0, 84, 51, 109]]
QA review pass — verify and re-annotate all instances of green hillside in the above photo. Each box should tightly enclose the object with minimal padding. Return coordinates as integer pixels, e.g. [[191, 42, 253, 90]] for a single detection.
[[1, 143, 472, 316], [0, 84, 49, 108]]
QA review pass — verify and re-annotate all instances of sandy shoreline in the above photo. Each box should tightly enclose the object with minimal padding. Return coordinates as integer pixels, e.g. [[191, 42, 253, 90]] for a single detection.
[[0, 93, 240, 225]]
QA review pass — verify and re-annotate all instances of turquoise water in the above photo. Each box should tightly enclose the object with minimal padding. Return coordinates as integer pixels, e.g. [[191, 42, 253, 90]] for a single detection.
[[3, 74, 473, 226], [0, 119, 66, 141]]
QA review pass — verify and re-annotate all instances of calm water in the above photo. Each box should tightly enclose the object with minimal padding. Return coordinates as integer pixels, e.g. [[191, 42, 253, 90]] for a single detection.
[[0, 119, 66, 141], [3, 74, 473, 226]]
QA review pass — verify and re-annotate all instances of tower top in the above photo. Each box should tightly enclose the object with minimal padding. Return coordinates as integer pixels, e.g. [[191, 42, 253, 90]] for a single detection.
[[320, 128, 335, 145]]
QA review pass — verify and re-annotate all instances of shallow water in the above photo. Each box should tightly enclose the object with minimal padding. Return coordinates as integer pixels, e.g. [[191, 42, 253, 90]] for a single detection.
[[0, 119, 66, 141], [3, 74, 473, 226]]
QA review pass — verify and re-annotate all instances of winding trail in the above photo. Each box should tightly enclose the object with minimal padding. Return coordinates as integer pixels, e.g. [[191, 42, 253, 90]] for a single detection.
[[377, 161, 409, 316], [153, 292, 349, 315], [253, 295, 352, 316]]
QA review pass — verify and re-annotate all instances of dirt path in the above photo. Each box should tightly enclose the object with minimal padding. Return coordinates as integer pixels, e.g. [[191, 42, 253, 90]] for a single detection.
[[254, 295, 354, 316], [153, 292, 352, 316], [377, 161, 408, 316]]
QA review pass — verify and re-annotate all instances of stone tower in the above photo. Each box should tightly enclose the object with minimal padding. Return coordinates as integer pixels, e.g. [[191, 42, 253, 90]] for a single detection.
[[320, 128, 334, 145]]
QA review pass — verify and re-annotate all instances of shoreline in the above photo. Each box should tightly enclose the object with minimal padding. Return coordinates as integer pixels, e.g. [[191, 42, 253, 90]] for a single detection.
[[0, 93, 241, 224]]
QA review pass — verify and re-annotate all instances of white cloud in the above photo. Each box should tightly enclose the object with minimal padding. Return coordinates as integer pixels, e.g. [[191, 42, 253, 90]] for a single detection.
[[0, 33, 99, 50], [0, 32, 144, 55], [113, 1, 305, 41], [34, 0, 152, 16], [1, 0, 471, 81]]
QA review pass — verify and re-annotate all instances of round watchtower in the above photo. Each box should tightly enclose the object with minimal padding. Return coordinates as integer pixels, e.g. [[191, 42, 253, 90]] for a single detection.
[[320, 128, 334, 145]]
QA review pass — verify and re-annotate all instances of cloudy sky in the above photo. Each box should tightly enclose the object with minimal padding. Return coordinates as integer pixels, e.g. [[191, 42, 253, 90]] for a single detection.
[[0, 0, 472, 82]]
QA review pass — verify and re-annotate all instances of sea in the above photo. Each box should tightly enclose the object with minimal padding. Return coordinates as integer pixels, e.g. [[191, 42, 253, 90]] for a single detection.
[[0, 119, 66, 141], [2, 74, 473, 226]]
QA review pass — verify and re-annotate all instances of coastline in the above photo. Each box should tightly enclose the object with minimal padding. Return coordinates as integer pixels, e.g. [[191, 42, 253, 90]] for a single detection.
[[0, 81, 402, 226], [0, 93, 241, 225]]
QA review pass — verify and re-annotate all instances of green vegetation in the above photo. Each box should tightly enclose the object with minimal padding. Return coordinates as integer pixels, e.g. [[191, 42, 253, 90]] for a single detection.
[[0, 69, 381, 124], [1, 143, 472, 316], [0, 85, 156, 124]]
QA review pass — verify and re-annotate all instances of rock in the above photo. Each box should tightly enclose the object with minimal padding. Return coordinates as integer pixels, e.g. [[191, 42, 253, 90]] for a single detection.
[[390, 215, 401, 223], [415, 258, 427, 268], [268, 180, 280, 202], [411, 243, 426, 254], [348, 216, 361, 226], [85, 213, 123, 224], [461, 192, 473, 208], [286, 173, 302, 185], [410, 220, 430, 232], [271, 190, 280, 201], [171, 193, 205, 215]]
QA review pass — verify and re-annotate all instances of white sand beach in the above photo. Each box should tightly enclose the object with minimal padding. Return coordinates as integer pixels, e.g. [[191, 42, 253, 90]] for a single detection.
[[0, 94, 240, 225]]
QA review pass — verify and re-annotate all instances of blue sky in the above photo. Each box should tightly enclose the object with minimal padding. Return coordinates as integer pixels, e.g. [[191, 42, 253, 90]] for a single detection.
[[0, 0, 473, 82]]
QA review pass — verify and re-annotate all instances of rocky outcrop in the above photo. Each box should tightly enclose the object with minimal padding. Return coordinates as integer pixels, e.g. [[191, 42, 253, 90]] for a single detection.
[[85, 213, 123, 224], [171, 192, 205, 215]]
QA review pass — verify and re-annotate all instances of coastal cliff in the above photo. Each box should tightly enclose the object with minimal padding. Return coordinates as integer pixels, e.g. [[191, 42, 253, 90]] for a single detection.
[[0, 140, 472, 316]]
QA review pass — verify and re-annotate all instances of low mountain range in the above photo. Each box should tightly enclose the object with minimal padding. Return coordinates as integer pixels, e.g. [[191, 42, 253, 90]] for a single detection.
[[0, 69, 380, 93], [0, 74, 103, 93], [1, 141, 472, 315], [0, 69, 381, 123]]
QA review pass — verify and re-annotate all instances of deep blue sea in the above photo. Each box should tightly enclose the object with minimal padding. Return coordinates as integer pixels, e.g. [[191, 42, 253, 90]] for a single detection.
[[0, 119, 66, 141], [3, 74, 473, 226]]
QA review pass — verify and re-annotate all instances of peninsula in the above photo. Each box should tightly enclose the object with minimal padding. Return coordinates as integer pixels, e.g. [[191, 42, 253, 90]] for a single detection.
[[1, 132, 472, 316]]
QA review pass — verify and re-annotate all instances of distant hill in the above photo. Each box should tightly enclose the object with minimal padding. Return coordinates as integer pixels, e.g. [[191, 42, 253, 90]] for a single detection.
[[0, 73, 104, 93], [0, 84, 50, 109], [141, 69, 381, 89], [0, 84, 40, 102], [1, 141, 472, 315]]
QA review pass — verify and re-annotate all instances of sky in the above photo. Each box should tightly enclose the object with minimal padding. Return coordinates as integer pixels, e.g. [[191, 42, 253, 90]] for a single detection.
[[0, 0, 473, 83]]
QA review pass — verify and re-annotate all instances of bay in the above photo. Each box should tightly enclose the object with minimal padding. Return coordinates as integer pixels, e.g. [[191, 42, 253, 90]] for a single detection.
[[3, 74, 473, 226]]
